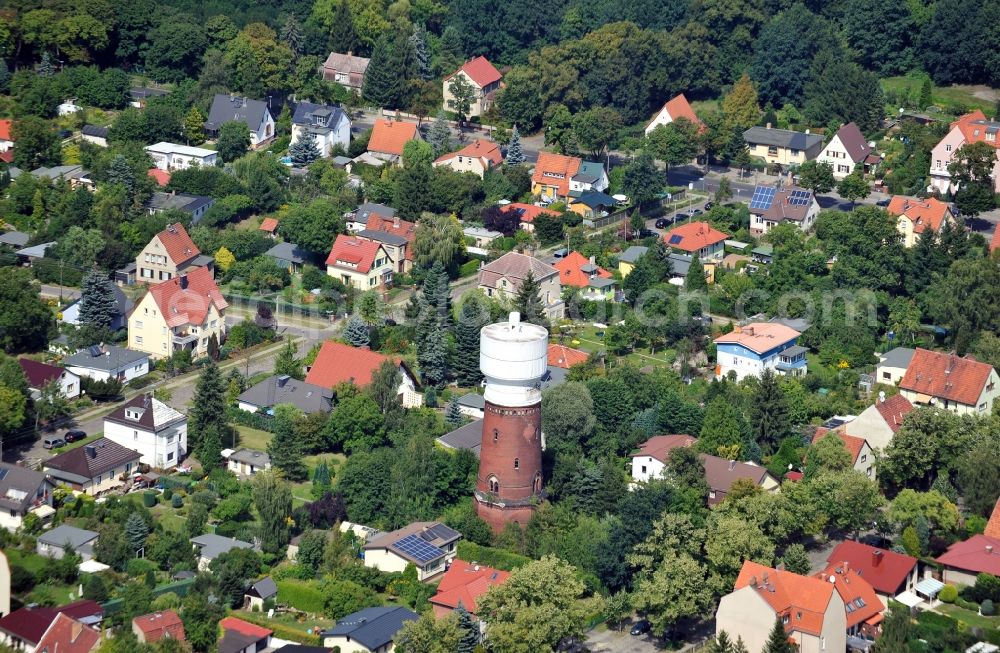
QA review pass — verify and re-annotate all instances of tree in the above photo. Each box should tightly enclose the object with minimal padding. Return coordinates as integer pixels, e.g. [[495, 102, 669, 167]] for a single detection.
[[805, 434, 852, 478], [622, 150, 661, 205], [184, 107, 205, 145], [632, 553, 714, 637], [648, 118, 700, 170], [506, 125, 525, 164], [454, 294, 488, 386], [750, 5, 835, 107], [797, 160, 836, 194], [514, 271, 546, 326], [290, 136, 321, 167], [268, 404, 307, 481], [363, 34, 411, 109], [124, 512, 149, 554], [541, 382, 597, 455], [281, 14, 303, 55], [445, 398, 463, 427], [278, 198, 346, 258], [252, 469, 293, 553], [446, 74, 476, 123], [418, 325, 449, 387], [12, 117, 60, 169], [394, 141, 434, 221], [225, 23, 294, 97], [749, 369, 790, 454], [214, 246, 236, 273], [426, 110, 452, 157], [342, 316, 370, 347], [871, 605, 914, 653], [685, 256, 708, 292], [715, 177, 732, 203], [144, 18, 208, 82], [395, 612, 463, 653], [273, 337, 302, 379], [188, 361, 230, 457], [780, 543, 811, 575], [181, 591, 226, 652], [409, 26, 431, 80], [0, 268, 53, 353], [763, 617, 795, 653], [572, 107, 622, 160], [455, 604, 479, 652], [216, 121, 251, 162], [722, 72, 760, 131], [369, 360, 403, 418], [78, 270, 118, 330], [837, 171, 871, 207], [925, 258, 1000, 354], [412, 214, 466, 275], [699, 397, 743, 457], [920, 76, 933, 108], [325, 394, 386, 453], [949, 141, 998, 216], [328, 0, 359, 54]]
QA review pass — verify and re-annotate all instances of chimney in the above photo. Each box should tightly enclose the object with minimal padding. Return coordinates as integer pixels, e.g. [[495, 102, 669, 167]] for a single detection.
[[873, 550, 883, 566], [744, 326, 754, 336], [729, 460, 736, 471], [988, 545, 994, 554], [179, 274, 188, 290], [277, 375, 290, 388], [589, 255, 596, 265], [85, 445, 97, 459]]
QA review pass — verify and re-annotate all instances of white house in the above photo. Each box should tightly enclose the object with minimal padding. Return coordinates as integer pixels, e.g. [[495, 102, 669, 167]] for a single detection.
[[64, 345, 150, 384], [204, 95, 275, 150], [714, 322, 806, 381], [145, 142, 218, 171], [0, 463, 53, 532], [80, 125, 109, 148], [875, 347, 916, 386], [362, 522, 461, 581], [291, 101, 351, 157], [815, 122, 875, 179], [17, 359, 80, 400], [630, 435, 697, 483], [103, 394, 187, 469], [221, 449, 272, 477], [644, 94, 703, 136]]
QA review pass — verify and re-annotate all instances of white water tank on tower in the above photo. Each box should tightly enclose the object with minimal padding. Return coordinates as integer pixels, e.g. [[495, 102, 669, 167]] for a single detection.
[[480, 312, 549, 408]]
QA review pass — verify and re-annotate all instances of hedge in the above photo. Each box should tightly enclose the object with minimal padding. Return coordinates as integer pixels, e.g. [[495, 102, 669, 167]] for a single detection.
[[277, 579, 326, 614], [232, 610, 323, 646], [455, 541, 532, 571], [227, 407, 275, 432]]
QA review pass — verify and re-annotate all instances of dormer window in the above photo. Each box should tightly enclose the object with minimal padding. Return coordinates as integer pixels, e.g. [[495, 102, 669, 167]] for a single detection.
[[125, 408, 145, 421]]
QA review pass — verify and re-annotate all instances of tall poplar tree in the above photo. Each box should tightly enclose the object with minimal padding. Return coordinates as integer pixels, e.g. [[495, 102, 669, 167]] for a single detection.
[[267, 404, 307, 481], [750, 368, 790, 454]]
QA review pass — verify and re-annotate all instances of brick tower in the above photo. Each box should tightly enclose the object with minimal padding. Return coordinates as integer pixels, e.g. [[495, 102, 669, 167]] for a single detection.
[[474, 312, 547, 532]]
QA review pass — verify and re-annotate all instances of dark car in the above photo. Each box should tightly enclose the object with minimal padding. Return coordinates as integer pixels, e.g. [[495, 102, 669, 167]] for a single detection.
[[674, 212, 691, 221], [630, 620, 651, 636], [691, 208, 703, 216], [637, 229, 657, 238], [875, 197, 891, 207], [42, 437, 66, 450], [64, 430, 86, 443], [704, 202, 714, 211], [654, 218, 672, 229]]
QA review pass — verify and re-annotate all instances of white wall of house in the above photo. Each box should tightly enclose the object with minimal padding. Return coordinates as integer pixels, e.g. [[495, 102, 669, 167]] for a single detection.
[[291, 119, 350, 157], [816, 134, 858, 179], [250, 112, 276, 149], [630, 455, 666, 483], [104, 420, 187, 469], [53, 370, 81, 399], [0, 550, 9, 616], [67, 358, 150, 384], [363, 548, 447, 581]]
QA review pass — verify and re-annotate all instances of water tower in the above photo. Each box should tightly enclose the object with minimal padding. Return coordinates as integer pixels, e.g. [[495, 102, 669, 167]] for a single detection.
[[475, 312, 548, 532]]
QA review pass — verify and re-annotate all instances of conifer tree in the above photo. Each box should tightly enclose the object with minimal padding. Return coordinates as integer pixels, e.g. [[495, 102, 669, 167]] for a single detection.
[[749, 368, 790, 454], [364, 36, 403, 108], [506, 125, 525, 164], [106, 154, 136, 204], [274, 337, 302, 379], [418, 324, 449, 387], [685, 256, 708, 292], [343, 316, 371, 347], [707, 630, 734, 653], [39, 52, 53, 76], [252, 469, 293, 553], [427, 110, 452, 156], [409, 26, 431, 80], [199, 425, 224, 471], [0, 60, 10, 94], [453, 294, 487, 386], [763, 617, 794, 653], [281, 14, 303, 56], [124, 512, 149, 554], [445, 398, 463, 427], [78, 270, 117, 329], [311, 460, 332, 499], [189, 361, 229, 455], [455, 603, 479, 653], [514, 270, 546, 326], [207, 333, 220, 361], [329, 0, 359, 55], [289, 135, 321, 167], [184, 107, 205, 145], [268, 404, 307, 481]]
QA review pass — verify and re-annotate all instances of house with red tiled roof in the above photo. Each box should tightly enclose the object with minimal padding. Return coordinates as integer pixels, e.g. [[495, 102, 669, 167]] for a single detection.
[[814, 562, 885, 639], [886, 196, 955, 247], [132, 610, 185, 644], [817, 122, 879, 179], [258, 217, 279, 238], [500, 202, 560, 233], [356, 215, 417, 274], [630, 435, 698, 482], [663, 221, 728, 260], [0, 119, 14, 163], [898, 348, 999, 415], [478, 251, 564, 319], [430, 560, 510, 619], [937, 533, 1000, 586], [986, 498, 1000, 540], [443, 57, 503, 119], [644, 94, 704, 136], [930, 110, 1000, 193], [135, 223, 214, 284], [531, 153, 609, 203], [433, 139, 502, 178], [554, 251, 616, 300], [0, 601, 102, 651], [812, 430, 875, 480], [305, 340, 422, 408], [367, 119, 420, 163], [843, 394, 914, 451], [325, 234, 394, 290], [17, 358, 80, 399], [147, 168, 170, 187], [128, 266, 227, 360], [716, 561, 846, 653], [34, 614, 100, 653], [547, 344, 589, 370], [218, 616, 272, 653], [826, 541, 919, 601]]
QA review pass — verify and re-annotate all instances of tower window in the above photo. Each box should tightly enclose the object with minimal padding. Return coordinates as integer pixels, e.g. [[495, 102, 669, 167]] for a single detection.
[[488, 476, 499, 493], [493, 429, 499, 442], [514, 458, 519, 470]]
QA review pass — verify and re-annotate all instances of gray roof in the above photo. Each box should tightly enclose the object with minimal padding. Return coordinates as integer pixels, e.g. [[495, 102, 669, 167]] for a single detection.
[[37, 525, 98, 549], [238, 375, 333, 413], [743, 126, 823, 151], [31, 165, 88, 181], [355, 228, 408, 247], [880, 346, 916, 369], [768, 316, 811, 332], [323, 52, 371, 75], [321, 607, 418, 649], [0, 463, 49, 513], [129, 87, 168, 99], [226, 448, 272, 467], [437, 419, 483, 457], [43, 437, 141, 483], [247, 576, 277, 599], [782, 345, 809, 357], [0, 231, 30, 247], [189, 254, 215, 268], [479, 252, 559, 289], [667, 252, 693, 278], [353, 203, 396, 226], [573, 160, 605, 184], [205, 94, 271, 132], [618, 245, 648, 264], [456, 393, 485, 409], [81, 125, 109, 138], [15, 242, 55, 258], [574, 190, 617, 209], [264, 242, 309, 266], [65, 345, 148, 371], [219, 630, 261, 653], [147, 192, 214, 214], [190, 533, 253, 560], [291, 101, 348, 133], [62, 285, 133, 320]]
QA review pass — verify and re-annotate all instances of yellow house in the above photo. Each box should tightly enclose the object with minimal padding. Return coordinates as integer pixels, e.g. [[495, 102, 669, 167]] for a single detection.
[[136, 222, 214, 283], [743, 125, 824, 166], [128, 266, 228, 360], [617, 245, 648, 277], [432, 139, 502, 178], [886, 195, 955, 247], [442, 57, 503, 119], [325, 235, 394, 290]]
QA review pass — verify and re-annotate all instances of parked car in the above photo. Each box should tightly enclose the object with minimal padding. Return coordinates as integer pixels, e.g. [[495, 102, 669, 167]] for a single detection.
[[630, 620, 651, 636], [637, 228, 657, 238], [704, 202, 714, 211], [691, 208, 703, 216], [674, 212, 691, 221], [875, 197, 891, 207], [654, 218, 672, 229], [64, 430, 86, 443], [43, 437, 66, 450]]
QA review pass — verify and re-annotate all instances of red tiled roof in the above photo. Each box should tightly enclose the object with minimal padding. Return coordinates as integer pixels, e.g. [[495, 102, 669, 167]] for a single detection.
[[0, 119, 12, 141], [0, 601, 102, 646], [714, 322, 800, 355], [219, 617, 272, 639], [0, 150, 12, 164], [631, 435, 697, 463], [365, 215, 417, 244], [985, 498, 1000, 539], [146, 266, 227, 328], [936, 534, 1000, 576], [18, 358, 68, 389], [899, 348, 994, 406], [305, 340, 399, 389], [435, 139, 503, 167], [35, 614, 100, 653], [813, 430, 868, 465], [155, 223, 200, 265], [547, 344, 589, 369], [325, 235, 386, 274], [447, 56, 503, 89], [826, 541, 917, 596], [554, 251, 612, 288], [532, 152, 582, 198], [887, 196, 952, 234], [952, 110, 1000, 148], [647, 94, 704, 132], [259, 217, 279, 233], [368, 119, 419, 157], [429, 560, 510, 614], [502, 202, 559, 224], [734, 561, 836, 637], [814, 564, 883, 629], [147, 168, 170, 186], [873, 394, 913, 433], [662, 221, 728, 253], [132, 610, 185, 642]]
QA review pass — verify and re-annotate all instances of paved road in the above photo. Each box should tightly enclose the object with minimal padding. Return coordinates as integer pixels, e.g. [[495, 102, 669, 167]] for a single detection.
[[39, 284, 81, 301], [586, 629, 664, 653]]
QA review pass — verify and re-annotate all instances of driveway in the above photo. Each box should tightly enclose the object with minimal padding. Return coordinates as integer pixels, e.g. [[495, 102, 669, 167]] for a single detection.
[[586, 629, 664, 653]]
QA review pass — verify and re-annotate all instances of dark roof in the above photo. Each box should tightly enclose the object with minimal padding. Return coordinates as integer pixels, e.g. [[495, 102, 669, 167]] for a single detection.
[[833, 122, 872, 163], [743, 126, 823, 151], [104, 394, 186, 433], [225, 448, 271, 467], [18, 358, 71, 389], [129, 87, 167, 99], [81, 125, 109, 138], [355, 228, 409, 247], [618, 245, 648, 264], [65, 345, 148, 371], [879, 347, 916, 370], [237, 375, 334, 413], [272, 646, 331, 653], [353, 203, 396, 226], [264, 242, 310, 266], [0, 231, 30, 247], [219, 630, 262, 653], [205, 94, 271, 132], [44, 438, 141, 482], [147, 192, 214, 214], [574, 190, 617, 209], [37, 524, 98, 549], [291, 101, 348, 132], [0, 462, 49, 513], [321, 607, 418, 650], [456, 393, 485, 409], [436, 419, 483, 457], [667, 252, 692, 277], [190, 533, 253, 560], [247, 577, 278, 599], [0, 601, 102, 646], [700, 454, 775, 494]]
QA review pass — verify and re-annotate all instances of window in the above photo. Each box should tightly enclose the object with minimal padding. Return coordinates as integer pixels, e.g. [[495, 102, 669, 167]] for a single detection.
[[493, 429, 499, 442], [882, 372, 891, 380], [135, 336, 143, 344], [514, 458, 519, 470], [860, 454, 867, 463], [167, 452, 174, 460], [488, 476, 499, 493], [134, 320, 143, 329], [641, 465, 647, 474], [946, 144, 952, 152], [767, 146, 778, 156], [134, 430, 138, 440]]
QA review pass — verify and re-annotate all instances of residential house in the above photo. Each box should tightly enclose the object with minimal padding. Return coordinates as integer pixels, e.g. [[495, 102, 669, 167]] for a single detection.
[[443, 57, 503, 119], [259, 217, 279, 239], [843, 394, 913, 451], [35, 613, 100, 653], [43, 438, 142, 496], [531, 153, 609, 203], [221, 449, 272, 477], [147, 168, 170, 186], [936, 532, 1000, 587], [454, 393, 485, 419], [13, 242, 55, 267], [875, 347, 916, 386], [751, 245, 773, 265], [812, 430, 876, 480], [569, 191, 618, 220], [204, 95, 275, 149], [0, 550, 9, 617], [59, 285, 133, 332], [244, 577, 277, 611], [218, 617, 272, 653], [36, 525, 99, 560], [146, 192, 214, 224], [569, 160, 610, 198], [701, 454, 781, 505], [748, 184, 820, 235], [436, 420, 485, 458], [347, 203, 396, 233], [813, 563, 885, 640], [630, 435, 698, 483], [80, 125, 109, 148], [554, 251, 616, 301], [0, 463, 53, 531], [499, 202, 559, 233], [305, 340, 422, 408], [362, 522, 461, 581], [429, 560, 510, 619], [136, 223, 214, 283], [478, 252, 564, 319], [433, 139, 502, 178], [64, 345, 150, 384], [644, 93, 704, 136], [291, 101, 351, 157], [128, 266, 227, 360], [716, 560, 846, 653], [321, 606, 418, 653], [816, 122, 877, 179], [0, 601, 102, 651], [355, 214, 417, 274], [548, 343, 589, 370], [0, 119, 14, 163], [103, 394, 187, 469], [898, 348, 999, 415], [367, 119, 419, 164], [743, 125, 824, 166], [0, 231, 29, 249], [325, 235, 394, 290], [617, 245, 648, 277], [929, 110, 1000, 194], [825, 541, 919, 603], [238, 375, 333, 414], [264, 242, 309, 273], [662, 222, 728, 261], [714, 322, 806, 381], [463, 226, 502, 250], [17, 359, 80, 399], [129, 87, 167, 108], [30, 165, 94, 190], [191, 535, 253, 572], [322, 52, 370, 91], [145, 142, 218, 171], [132, 610, 185, 645], [887, 196, 955, 247]]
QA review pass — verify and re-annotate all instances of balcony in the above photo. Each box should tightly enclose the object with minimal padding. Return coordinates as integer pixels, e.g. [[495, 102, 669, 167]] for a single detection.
[[172, 332, 198, 350], [474, 489, 546, 508]]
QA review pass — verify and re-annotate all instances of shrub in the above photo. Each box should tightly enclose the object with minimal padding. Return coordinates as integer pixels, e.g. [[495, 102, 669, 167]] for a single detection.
[[10, 565, 36, 593], [276, 578, 326, 613], [231, 611, 321, 645], [163, 489, 173, 500], [983, 599, 995, 616], [142, 491, 157, 507], [171, 495, 183, 509], [455, 541, 532, 571], [126, 558, 158, 577], [939, 584, 958, 603]]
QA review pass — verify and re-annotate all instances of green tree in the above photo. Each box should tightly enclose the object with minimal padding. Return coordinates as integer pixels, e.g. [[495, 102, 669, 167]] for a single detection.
[[0, 268, 53, 353], [925, 258, 1000, 354], [290, 135, 321, 167], [541, 382, 597, 455], [426, 110, 452, 157], [779, 543, 811, 575], [797, 160, 835, 194], [184, 107, 205, 145], [368, 360, 403, 421], [453, 294, 488, 386], [648, 118, 700, 170], [124, 511, 149, 553], [325, 394, 385, 453], [749, 369, 790, 454], [394, 140, 434, 221], [77, 270, 118, 330], [268, 404, 308, 481], [273, 337, 302, 379], [328, 0, 359, 54], [455, 604, 479, 652], [181, 591, 226, 652], [805, 434, 852, 479], [836, 171, 871, 207], [722, 72, 760, 131], [699, 397, 743, 457], [34, 379, 71, 425], [919, 76, 933, 108], [447, 74, 476, 124], [622, 150, 661, 205], [872, 605, 915, 653], [715, 177, 732, 203], [188, 361, 230, 458], [750, 5, 835, 107], [417, 325, 449, 387], [216, 121, 251, 162], [632, 553, 714, 636], [514, 270, 546, 326], [252, 469, 293, 553], [685, 256, 708, 292], [396, 611, 463, 653], [506, 125, 525, 164], [342, 316, 371, 347], [763, 617, 795, 653], [278, 198, 346, 258], [445, 398, 463, 427], [572, 107, 622, 160], [544, 104, 575, 153], [949, 141, 998, 216], [12, 117, 61, 169]]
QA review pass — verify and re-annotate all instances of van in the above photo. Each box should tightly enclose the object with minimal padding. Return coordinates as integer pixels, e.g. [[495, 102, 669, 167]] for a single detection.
[[42, 437, 66, 450]]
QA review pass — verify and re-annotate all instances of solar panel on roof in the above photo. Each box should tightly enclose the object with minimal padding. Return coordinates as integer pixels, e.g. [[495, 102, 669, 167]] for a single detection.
[[668, 234, 683, 245], [788, 189, 812, 206], [391, 533, 444, 563], [749, 186, 776, 210]]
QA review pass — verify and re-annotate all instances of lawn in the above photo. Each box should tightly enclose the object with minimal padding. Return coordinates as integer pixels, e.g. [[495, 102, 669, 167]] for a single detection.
[[881, 76, 997, 115], [936, 603, 1000, 631], [561, 323, 676, 369], [232, 425, 345, 505]]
